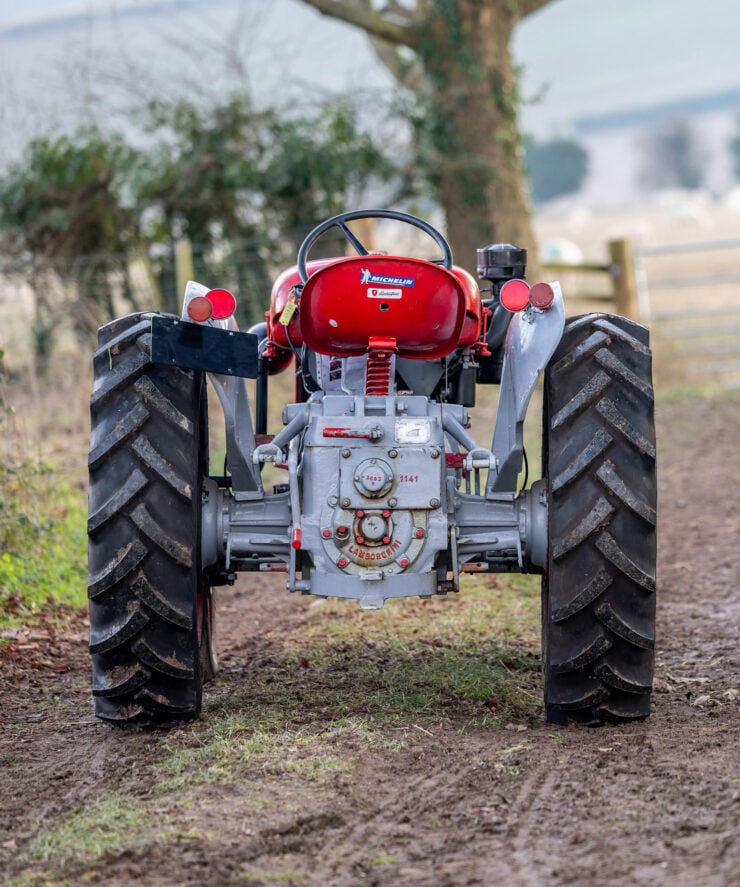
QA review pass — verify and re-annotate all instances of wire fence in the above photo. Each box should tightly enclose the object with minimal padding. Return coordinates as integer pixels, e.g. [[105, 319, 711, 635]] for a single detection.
[[2, 229, 739, 388]]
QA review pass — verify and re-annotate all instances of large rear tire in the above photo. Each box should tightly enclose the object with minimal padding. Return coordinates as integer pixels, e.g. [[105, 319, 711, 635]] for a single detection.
[[88, 313, 215, 725], [542, 314, 657, 725]]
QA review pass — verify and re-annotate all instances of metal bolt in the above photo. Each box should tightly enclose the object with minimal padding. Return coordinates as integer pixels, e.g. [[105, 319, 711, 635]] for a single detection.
[[356, 536, 365, 545], [338, 557, 349, 568], [430, 448, 440, 459], [399, 557, 409, 568], [328, 496, 338, 507], [388, 448, 398, 458], [429, 498, 440, 508], [337, 525, 349, 536], [322, 529, 332, 539], [415, 528, 425, 538], [356, 509, 365, 518], [383, 535, 391, 544], [382, 509, 391, 518], [341, 448, 351, 458], [388, 497, 398, 508], [341, 497, 351, 508]]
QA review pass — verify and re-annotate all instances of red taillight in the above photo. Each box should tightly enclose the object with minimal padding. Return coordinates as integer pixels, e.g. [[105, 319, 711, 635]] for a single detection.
[[186, 296, 213, 322], [206, 288, 236, 320], [187, 288, 237, 323], [499, 278, 530, 312], [529, 282, 555, 310]]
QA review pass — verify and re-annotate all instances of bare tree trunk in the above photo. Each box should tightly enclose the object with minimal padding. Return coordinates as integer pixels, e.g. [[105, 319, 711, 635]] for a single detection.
[[300, 0, 547, 278], [419, 2, 538, 271]]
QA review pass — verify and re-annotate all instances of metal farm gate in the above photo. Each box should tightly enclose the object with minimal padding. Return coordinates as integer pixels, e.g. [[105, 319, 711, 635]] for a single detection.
[[634, 237, 740, 391]]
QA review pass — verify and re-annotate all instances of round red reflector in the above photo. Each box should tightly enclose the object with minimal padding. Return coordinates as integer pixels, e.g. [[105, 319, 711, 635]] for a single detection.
[[206, 288, 236, 319], [499, 278, 530, 312], [187, 296, 213, 322], [529, 282, 555, 310]]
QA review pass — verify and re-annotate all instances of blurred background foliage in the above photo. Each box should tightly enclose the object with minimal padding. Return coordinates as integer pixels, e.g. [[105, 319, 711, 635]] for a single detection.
[[0, 94, 394, 359]]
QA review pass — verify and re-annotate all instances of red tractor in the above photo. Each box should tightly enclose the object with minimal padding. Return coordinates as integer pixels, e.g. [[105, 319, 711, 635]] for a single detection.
[[88, 210, 657, 726]]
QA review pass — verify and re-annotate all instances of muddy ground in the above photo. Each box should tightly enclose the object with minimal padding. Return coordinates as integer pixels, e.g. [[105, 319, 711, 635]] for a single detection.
[[1, 395, 738, 886]]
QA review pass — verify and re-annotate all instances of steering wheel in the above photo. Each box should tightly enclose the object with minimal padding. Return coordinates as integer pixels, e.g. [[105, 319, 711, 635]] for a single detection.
[[296, 209, 453, 284]]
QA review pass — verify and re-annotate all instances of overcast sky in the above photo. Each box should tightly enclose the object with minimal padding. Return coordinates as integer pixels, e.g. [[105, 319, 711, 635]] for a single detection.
[[1, 0, 739, 162], [0, 0, 739, 203], [0, 0, 142, 29]]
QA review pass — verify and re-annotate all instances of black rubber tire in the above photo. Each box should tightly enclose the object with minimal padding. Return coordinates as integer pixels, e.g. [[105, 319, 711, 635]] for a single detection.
[[542, 313, 657, 725], [88, 312, 214, 725]]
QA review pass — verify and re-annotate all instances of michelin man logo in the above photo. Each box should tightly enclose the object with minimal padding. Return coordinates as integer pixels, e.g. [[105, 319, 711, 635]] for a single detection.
[[360, 268, 415, 287]]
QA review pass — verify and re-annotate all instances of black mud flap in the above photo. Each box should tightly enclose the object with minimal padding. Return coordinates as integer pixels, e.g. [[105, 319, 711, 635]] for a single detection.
[[150, 315, 259, 378]]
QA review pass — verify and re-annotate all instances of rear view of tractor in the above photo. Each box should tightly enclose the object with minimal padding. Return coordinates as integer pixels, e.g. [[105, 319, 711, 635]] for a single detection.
[[87, 210, 656, 727]]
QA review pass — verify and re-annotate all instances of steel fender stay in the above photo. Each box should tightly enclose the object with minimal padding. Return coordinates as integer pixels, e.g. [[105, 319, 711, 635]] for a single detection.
[[487, 283, 565, 493]]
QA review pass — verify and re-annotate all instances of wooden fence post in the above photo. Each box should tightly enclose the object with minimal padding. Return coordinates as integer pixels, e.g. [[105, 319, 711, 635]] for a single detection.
[[345, 218, 376, 255], [608, 238, 638, 319], [174, 236, 194, 300]]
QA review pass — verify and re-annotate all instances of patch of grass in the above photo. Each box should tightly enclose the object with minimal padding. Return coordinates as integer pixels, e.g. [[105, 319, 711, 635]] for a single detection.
[[8, 794, 189, 886], [200, 574, 542, 737], [0, 476, 87, 629], [155, 716, 348, 792], [149, 574, 541, 803], [22, 796, 164, 867], [371, 853, 399, 865], [321, 715, 407, 751]]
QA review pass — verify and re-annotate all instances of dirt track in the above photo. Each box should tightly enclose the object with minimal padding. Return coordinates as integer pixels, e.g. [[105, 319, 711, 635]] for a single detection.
[[1, 395, 738, 886]]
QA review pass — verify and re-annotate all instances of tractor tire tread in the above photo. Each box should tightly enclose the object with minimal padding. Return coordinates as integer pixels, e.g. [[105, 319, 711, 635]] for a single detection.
[[542, 313, 657, 725], [88, 312, 208, 725]]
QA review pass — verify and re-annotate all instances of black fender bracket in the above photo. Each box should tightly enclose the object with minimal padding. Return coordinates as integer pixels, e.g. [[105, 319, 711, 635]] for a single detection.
[[150, 315, 259, 378]]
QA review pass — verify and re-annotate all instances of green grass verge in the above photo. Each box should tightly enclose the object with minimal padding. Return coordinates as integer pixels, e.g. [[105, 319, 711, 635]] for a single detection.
[[0, 465, 87, 629]]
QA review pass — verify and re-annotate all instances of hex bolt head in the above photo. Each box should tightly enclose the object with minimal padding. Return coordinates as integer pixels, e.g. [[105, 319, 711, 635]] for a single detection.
[[341, 448, 351, 458], [399, 557, 410, 568], [388, 449, 398, 458], [321, 529, 332, 539], [383, 535, 391, 544], [388, 497, 398, 508], [382, 509, 391, 518], [356, 536, 365, 545], [429, 498, 440, 508], [430, 449, 440, 459], [356, 509, 365, 518], [341, 498, 351, 508], [338, 557, 349, 568], [415, 528, 425, 538]]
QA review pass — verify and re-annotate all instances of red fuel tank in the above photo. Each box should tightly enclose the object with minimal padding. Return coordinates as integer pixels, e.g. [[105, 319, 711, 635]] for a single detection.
[[298, 256, 468, 360]]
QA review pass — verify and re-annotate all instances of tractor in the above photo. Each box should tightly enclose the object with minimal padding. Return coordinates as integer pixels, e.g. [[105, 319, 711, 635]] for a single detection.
[[87, 209, 657, 726]]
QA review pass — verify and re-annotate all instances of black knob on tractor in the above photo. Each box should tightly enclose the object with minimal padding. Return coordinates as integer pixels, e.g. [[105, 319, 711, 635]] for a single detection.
[[476, 243, 527, 283]]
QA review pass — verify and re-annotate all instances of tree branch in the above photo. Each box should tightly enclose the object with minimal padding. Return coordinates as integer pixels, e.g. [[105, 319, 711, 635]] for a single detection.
[[369, 38, 426, 93], [519, 0, 554, 19], [299, 0, 418, 48]]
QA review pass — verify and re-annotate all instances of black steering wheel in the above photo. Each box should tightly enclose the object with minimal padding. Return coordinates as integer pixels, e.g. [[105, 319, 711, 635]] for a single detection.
[[296, 209, 453, 284]]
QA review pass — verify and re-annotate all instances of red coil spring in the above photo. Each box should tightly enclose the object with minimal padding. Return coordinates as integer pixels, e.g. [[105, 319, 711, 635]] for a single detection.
[[365, 351, 394, 395]]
